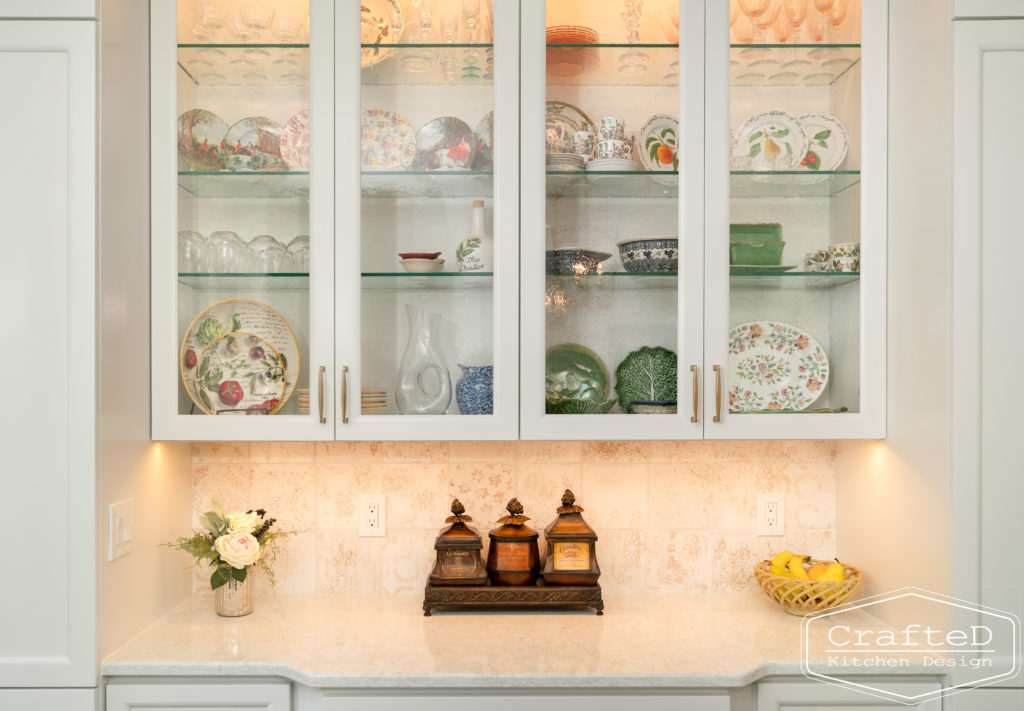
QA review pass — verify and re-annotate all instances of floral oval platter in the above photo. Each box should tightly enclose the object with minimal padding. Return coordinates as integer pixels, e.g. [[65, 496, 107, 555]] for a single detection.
[[728, 321, 829, 413]]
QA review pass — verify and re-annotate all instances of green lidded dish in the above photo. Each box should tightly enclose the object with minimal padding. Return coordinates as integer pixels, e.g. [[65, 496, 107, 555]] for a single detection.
[[730, 240, 786, 266], [545, 344, 610, 408], [730, 223, 782, 243]]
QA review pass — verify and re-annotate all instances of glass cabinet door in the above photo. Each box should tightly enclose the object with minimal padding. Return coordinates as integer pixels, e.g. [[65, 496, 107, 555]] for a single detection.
[[705, 0, 886, 438], [520, 0, 704, 439], [152, 0, 335, 440], [335, 0, 520, 440]]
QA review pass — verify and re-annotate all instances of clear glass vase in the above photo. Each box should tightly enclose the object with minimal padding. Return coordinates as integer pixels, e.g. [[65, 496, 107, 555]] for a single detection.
[[214, 573, 254, 617], [396, 305, 452, 414]]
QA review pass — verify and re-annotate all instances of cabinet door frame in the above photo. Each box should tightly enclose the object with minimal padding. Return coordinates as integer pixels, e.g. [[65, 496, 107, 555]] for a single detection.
[[518, 0, 706, 441], [757, 678, 943, 709], [0, 18, 96, 688], [107, 680, 290, 710], [703, 0, 889, 440], [150, 0, 336, 441], [334, 0, 521, 441]]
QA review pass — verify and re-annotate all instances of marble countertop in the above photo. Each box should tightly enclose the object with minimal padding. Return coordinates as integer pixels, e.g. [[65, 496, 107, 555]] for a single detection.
[[103, 593, 931, 688]]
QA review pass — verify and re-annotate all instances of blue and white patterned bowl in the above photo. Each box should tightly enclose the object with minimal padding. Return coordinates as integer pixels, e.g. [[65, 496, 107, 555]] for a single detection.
[[617, 237, 678, 273], [546, 248, 612, 275]]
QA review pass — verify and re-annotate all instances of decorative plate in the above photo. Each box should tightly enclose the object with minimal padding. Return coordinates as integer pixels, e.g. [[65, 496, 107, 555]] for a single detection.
[[796, 114, 848, 171], [361, 109, 416, 171], [177, 109, 229, 171], [545, 343, 609, 406], [545, 101, 596, 141], [280, 109, 310, 171], [728, 321, 829, 412], [638, 114, 679, 172], [412, 116, 476, 171], [192, 332, 286, 415], [361, 0, 403, 68], [225, 116, 288, 171], [732, 111, 808, 171], [614, 346, 678, 414], [471, 111, 494, 171], [180, 298, 300, 415]]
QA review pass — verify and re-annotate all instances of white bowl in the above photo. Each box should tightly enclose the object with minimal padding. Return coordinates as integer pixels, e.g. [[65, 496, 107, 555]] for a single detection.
[[400, 258, 444, 274]]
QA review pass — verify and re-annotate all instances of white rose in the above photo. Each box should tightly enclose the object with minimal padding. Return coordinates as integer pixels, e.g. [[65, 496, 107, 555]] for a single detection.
[[228, 511, 260, 534], [214, 532, 261, 569]]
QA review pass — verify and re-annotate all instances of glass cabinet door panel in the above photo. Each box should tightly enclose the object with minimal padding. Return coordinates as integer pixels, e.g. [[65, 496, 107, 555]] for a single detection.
[[152, 0, 334, 439], [336, 0, 519, 440], [706, 0, 886, 438], [520, 0, 704, 440]]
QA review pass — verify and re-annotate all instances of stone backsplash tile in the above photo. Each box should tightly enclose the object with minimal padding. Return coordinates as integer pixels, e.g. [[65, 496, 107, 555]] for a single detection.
[[191, 440, 836, 595]]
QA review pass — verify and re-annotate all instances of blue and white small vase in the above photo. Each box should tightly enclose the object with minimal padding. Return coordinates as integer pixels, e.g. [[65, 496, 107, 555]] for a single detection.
[[456, 365, 493, 415]]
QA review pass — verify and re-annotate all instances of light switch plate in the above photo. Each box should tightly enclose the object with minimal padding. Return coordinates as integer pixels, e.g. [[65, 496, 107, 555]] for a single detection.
[[757, 493, 784, 536], [108, 498, 135, 560], [358, 494, 386, 537]]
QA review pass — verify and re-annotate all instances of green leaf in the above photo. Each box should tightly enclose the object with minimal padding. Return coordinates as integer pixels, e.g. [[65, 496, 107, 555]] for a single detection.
[[649, 144, 659, 162], [229, 314, 242, 332], [198, 355, 209, 379], [818, 140, 828, 149], [785, 143, 793, 155], [771, 129, 790, 138], [198, 387, 211, 411], [645, 136, 659, 149], [748, 143, 761, 158], [748, 130, 763, 143], [210, 566, 232, 590], [660, 128, 674, 140], [813, 129, 831, 140], [278, 352, 287, 370], [230, 566, 248, 582]]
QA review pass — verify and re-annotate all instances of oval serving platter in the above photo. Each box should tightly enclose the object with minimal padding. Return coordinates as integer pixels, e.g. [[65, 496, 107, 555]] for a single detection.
[[728, 320, 829, 413]]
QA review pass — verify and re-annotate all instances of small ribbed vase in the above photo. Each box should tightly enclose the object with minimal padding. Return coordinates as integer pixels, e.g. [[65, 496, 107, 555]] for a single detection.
[[214, 573, 254, 617]]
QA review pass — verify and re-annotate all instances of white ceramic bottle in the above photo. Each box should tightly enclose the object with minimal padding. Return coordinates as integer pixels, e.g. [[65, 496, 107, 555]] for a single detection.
[[456, 200, 493, 272]]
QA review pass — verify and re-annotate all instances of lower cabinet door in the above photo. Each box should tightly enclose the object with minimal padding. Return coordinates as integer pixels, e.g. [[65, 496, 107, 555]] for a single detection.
[[756, 679, 942, 710], [319, 694, 730, 711], [107, 681, 291, 711], [0, 688, 98, 711]]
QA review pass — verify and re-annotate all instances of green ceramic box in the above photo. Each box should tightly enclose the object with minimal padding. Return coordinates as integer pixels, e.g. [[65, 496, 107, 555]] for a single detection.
[[730, 223, 783, 243], [730, 240, 786, 265]]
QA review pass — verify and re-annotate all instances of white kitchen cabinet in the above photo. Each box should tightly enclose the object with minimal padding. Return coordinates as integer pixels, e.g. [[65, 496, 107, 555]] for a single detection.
[[0, 18, 96, 690], [311, 691, 730, 711], [0, 0, 95, 18], [0, 688, 99, 711], [951, 17, 1024, 690], [107, 680, 291, 710], [953, 0, 1024, 19], [756, 678, 942, 710]]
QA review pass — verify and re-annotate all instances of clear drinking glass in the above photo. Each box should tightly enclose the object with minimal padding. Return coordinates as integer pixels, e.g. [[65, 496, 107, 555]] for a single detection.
[[206, 231, 243, 273], [178, 231, 206, 272], [286, 235, 310, 272], [247, 234, 287, 273]]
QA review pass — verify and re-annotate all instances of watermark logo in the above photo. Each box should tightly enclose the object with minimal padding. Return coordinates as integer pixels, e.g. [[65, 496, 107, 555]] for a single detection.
[[801, 587, 1021, 704]]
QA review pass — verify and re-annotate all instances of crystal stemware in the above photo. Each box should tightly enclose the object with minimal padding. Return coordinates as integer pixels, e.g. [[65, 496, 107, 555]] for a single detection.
[[617, 0, 648, 76], [401, 0, 437, 72], [462, 0, 482, 79], [828, 0, 850, 43], [439, 0, 460, 80], [198, 3, 225, 41], [229, 15, 259, 65], [752, 0, 780, 44], [811, 0, 835, 44], [782, 0, 808, 42], [240, 3, 275, 45], [272, 16, 302, 66]]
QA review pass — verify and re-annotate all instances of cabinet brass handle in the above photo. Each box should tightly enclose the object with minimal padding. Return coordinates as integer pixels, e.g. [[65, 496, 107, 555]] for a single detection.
[[318, 366, 327, 424], [341, 365, 349, 424], [690, 365, 699, 423], [713, 364, 722, 423]]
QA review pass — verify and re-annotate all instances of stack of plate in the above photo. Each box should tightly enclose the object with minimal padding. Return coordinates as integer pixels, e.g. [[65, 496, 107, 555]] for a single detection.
[[586, 157, 636, 172], [546, 153, 585, 171], [362, 388, 387, 411], [546, 25, 600, 78], [296, 388, 309, 415]]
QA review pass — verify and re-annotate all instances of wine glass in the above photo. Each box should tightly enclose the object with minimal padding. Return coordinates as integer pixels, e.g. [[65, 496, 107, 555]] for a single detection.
[[752, 0, 780, 45], [738, 0, 771, 29], [401, 0, 437, 72], [273, 16, 302, 66], [462, 0, 482, 79], [230, 15, 259, 64], [828, 0, 850, 43], [240, 4, 275, 42], [439, 0, 460, 80], [618, 0, 648, 76], [782, 0, 808, 42], [198, 3, 225, 41], [811, 0, 835, 44]]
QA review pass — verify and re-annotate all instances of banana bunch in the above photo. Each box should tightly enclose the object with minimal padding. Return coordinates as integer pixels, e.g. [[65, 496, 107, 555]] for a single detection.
[[769, 551, 845, 582]]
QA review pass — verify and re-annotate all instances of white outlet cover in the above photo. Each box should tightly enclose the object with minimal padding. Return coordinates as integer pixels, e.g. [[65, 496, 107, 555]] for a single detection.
[[108, 498, 135, 560], [358, 494, 386, 537], [756, 493, 784, 536]]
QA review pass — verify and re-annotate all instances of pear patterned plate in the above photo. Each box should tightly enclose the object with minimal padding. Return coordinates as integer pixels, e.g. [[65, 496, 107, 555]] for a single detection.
[[796, 113, 848, 171], [732, 111, 808, 171], [728, 321, 829, 413]]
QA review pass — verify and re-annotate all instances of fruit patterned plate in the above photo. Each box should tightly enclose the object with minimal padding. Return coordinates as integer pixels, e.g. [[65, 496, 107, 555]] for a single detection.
[[638, 114, 679, 172], [361, 108, 416, 171], [280, 109, 310, 171], [225, 116, 288, 171], [545, 101, 596, 141], [361, 0, 403, 68], [180, 298, 300, 415], [796, 113, 848, 171], [471, 111, 494, 171], [412, 116, 476, 171], [728, 321, 829, 413], [177, 109, 229, 171], [192, 332, 286, 415], [732, 111, 808, 171]]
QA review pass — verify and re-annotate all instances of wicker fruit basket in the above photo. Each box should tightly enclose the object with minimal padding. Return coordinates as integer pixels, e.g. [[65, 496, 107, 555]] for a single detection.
[[753, 558, 863, 616]]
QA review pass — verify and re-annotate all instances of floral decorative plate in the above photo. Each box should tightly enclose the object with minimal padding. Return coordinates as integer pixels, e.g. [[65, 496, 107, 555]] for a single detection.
[[638, 114, 679, 172], [471, 111, 494, 171], [192, 332, 286, 415], [412, 116, 476, 171], [796, 114, 848, 171], [545, 101, 596, 140], [728, 321, 829, 412], [177, 109, 228, 171], [361, 109, 416, 171], [225, 116, 288, 170], [361, 0, 403, 68], [732, 111, 808, 171], [280, 109, 310, 171], [181, 298, 300, 415]]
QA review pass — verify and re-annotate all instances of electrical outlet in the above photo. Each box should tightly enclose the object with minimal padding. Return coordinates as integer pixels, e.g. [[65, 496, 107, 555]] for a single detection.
[[358, 494, 386, 537], [108, 498, 135, 560], [757, 493, 784, 536]]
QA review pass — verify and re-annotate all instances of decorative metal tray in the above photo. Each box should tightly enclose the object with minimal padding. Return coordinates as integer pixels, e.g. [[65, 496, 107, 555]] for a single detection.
[[423, 581, 603, 616]]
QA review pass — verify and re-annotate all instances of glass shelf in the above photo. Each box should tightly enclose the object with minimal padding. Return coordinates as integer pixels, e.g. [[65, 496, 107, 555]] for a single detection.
[[729, 271, 859, 288], [178, 44, 310, 86], [362, 171, 493, 198], [361, 272, 494, 289], [178, 171, 309, 198], [730, 44, 860, 86], [178, 273, 309, 289], [361, 43, 494, 86], [546, 43, 681, 86], [730, 170, 860, 198], [547, 271, 677, 289]]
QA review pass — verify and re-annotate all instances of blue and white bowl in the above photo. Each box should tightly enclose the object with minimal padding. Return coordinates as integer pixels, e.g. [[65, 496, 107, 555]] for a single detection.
[[546, 248, 612, 275], [617, 237, 678, 273]]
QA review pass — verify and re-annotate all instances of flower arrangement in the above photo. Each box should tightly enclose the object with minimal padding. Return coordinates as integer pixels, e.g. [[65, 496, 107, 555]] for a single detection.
[[167, 502, 289, 590]]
